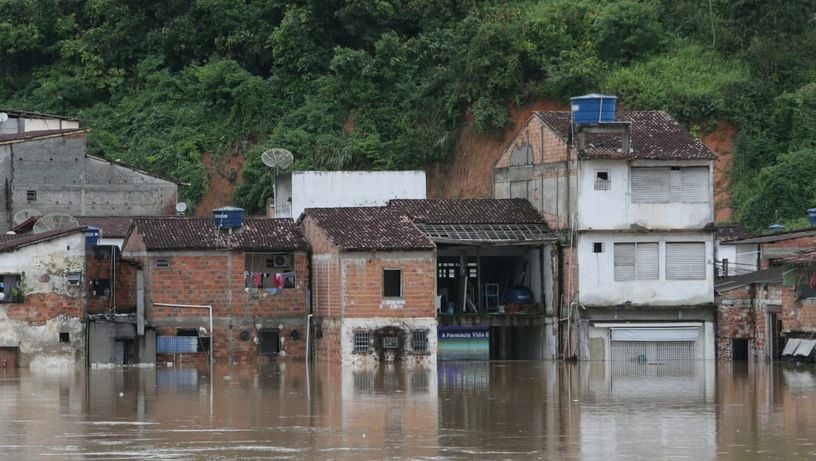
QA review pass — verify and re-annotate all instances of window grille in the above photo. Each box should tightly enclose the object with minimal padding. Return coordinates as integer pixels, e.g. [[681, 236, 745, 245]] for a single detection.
[[411, 330, 429, 353], [353, 331, 370, 353], [594, 170, 611, 190]]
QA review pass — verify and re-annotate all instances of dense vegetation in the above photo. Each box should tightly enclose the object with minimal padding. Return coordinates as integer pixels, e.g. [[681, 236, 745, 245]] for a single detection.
[[1, 0, 815, 231]]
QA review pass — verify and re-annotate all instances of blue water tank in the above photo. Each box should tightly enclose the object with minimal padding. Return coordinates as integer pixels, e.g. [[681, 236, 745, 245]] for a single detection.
[[571, 94, 617, 125], [213, 206, 244, 229], [85, 227, 100, 246], [768, 224, 785, 232], [808, 208, 816, 226]]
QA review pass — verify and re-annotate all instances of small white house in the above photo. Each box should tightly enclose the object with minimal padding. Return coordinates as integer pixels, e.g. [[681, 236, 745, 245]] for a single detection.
[[273, 171, 426, 219]]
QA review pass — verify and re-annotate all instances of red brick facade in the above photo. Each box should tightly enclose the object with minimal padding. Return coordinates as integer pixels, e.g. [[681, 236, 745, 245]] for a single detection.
[[85, 246, 138, 315], [122, 230, 310, 363]]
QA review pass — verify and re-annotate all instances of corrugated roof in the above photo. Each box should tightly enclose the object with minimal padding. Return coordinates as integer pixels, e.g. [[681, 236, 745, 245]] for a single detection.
[[715, 266, 785, 292], [0, 227, 85, 253], [302, 207, 435, 251], [723, 227, 816, 245], [0, 108, 80, 121], [130, 217, 307, 251], [0, 129, 86, 145], [535, 111, 716, 161], [416, 223, 553, 244], [389, 198, 545, 224]]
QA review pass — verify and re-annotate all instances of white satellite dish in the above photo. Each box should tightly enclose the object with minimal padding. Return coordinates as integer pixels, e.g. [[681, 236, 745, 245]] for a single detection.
[[175, 202, 188, 215], [0, 113, 8, 123], [33, 213, 80, 234], [261, 148, 294, 170], [13, 208, 42, 225]]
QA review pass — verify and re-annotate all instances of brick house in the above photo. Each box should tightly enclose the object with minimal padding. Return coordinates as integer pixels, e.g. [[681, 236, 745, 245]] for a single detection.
[[299, 207, 437, 365], [778, 251, 816, 358], [0, 228, 88, 368], [122, 217, 309, 364]]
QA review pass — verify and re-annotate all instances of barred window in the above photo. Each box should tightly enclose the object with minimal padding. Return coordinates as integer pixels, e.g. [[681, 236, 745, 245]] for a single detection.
[[594, 170, 611, 190], [411, 330, 429, 353], [353, 331, 370, 354]]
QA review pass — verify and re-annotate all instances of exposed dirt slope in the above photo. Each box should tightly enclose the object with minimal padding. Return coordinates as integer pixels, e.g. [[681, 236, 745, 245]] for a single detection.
[[426, 100, 566, 198], [704, 121, 736, 222], [194, 152, 246, 216]]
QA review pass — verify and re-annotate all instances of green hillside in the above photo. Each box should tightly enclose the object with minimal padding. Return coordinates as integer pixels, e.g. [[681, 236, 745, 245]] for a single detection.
[[2, 0, 814, 231]]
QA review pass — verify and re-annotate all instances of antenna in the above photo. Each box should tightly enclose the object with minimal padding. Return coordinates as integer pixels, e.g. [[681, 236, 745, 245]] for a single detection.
[[175, 202, 188, 216], [261, 148, 294, 170], [13, 208, 42, 226], [260, 148, 294, 218], [33, 213, 79, 234]]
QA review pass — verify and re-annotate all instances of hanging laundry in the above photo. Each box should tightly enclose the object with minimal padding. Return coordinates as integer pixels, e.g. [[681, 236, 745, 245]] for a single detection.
[[253, 272, 262, 288]]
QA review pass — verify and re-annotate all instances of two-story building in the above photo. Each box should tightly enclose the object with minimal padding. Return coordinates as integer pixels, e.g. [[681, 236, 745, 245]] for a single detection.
[[494, 95, 717, 361]]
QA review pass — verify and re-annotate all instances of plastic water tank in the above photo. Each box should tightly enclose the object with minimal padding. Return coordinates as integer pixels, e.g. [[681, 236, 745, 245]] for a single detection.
[[213, 206, 244, 229], [808, 208, 816, 226], [571, 94, 617, 125]]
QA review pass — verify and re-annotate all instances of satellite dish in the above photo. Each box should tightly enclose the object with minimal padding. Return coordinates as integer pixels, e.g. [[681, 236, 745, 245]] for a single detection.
[[0, 113, 8, 123], [33, 213, 80, 234], [13, 208, 42, 225], [175, 202, 188, 215], [261, 148, 294, 170]]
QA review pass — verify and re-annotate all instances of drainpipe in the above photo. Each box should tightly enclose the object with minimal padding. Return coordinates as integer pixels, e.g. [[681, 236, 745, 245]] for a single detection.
[[305, 313, 314, 363]]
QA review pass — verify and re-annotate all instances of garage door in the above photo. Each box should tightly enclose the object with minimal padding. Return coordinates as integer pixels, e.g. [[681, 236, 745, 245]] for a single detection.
[[610, 328, 698, 362]]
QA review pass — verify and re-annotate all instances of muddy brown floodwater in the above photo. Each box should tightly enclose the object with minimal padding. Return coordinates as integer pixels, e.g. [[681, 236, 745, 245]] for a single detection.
[[0, 361, 815, 460]]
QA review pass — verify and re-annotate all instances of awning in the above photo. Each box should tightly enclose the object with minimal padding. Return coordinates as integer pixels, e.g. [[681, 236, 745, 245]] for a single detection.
[[782, 338, 801, 356], [794, 339, 816, 357], [611, 327, 699, 342]]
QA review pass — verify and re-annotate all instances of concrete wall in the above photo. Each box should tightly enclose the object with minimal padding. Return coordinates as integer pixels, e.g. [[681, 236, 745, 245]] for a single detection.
[[577, 231, 714, 306], [1, 132, 177, 231], [575, 159, 713, 230], [87, 321, 156, 365], [340, 317, 437, 365], [0, 232, 86, 367], [276, 171, 426, 219]]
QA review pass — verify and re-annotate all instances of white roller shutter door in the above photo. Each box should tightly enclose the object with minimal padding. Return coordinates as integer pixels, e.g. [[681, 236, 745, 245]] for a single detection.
[[666, 242, 706, 280], [614, 243, 635, 281], [636, 242, 659, 280], [631, 167, 670, 203]]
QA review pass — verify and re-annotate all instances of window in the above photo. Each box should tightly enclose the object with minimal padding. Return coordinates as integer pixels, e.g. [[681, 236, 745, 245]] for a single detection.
[[0, 274, 23, 303], [59, 332, 70, 343], [66, 272, 81, 286], [353, 331, 371, 354], [177, 328, 210, 352], [594, 170, 611, 190], [90, 278, 110, 297], [614, 242, 659, 281], [666, 242, 706, 280], [155, 259, 170, 268], [593, 242, 604, 253], [258, 329, 280, 355], [631, 167, 709, 203], [383, 269, 402, 298], [26, 190, 36, 202], [411, 330, 429, 353], [245, 253, 295, 289]]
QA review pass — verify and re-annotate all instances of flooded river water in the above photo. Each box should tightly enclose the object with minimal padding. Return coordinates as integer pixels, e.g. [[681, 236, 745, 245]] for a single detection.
[[1, 361, 814, 460]]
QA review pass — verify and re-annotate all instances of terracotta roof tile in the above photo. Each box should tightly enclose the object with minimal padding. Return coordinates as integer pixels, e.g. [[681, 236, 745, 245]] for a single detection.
[[0, 227, 85, 253], [302, 207, 435, 251], [535, 111, 716, 161], [131, 217, 307, 251], [782, 250, 816, 267], [389, 199, 545, 224]]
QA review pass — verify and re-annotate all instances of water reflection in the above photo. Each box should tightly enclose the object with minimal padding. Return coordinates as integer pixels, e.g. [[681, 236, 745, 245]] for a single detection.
[[0, 361, 814, 460]]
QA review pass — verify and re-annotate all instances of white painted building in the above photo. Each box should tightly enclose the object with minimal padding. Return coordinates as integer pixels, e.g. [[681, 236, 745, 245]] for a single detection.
[[494, 104, 718, 361], [273, 171, 426, 219], [0, 109, 80, 134]]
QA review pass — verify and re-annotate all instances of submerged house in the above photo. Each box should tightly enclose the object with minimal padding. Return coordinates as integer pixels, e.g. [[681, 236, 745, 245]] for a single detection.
[[299, 206, 437, 365], [495, 95, 717, 361], [122, 214, 310, 364], [0, 228, 88, 368], [389, 199, 557, 360]]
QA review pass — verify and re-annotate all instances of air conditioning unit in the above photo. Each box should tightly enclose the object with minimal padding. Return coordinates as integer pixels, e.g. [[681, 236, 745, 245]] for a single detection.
[[270, 254, 292, 268]]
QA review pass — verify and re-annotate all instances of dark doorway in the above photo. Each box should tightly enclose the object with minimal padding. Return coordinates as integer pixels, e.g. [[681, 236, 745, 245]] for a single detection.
[[732, 338, 749, 360], [259, 329, 280, 355], [0, 347, 18, 368]]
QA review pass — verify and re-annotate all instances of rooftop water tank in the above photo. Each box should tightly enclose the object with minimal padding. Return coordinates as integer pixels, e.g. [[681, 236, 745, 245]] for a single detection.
[[808, 208, 816, 226], [571, 94, 617, 126], [768, 224, 785, 232], [213, 206, 244, 229]]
